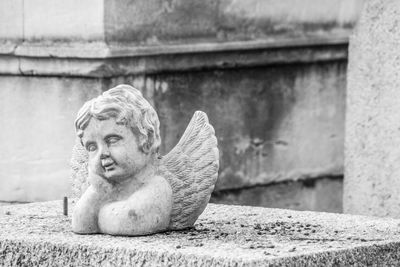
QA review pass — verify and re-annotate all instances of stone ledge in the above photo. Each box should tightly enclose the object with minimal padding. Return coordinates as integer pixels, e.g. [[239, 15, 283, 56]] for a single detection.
[[1, 200, 400, 266], [0, 37, 348, 77]]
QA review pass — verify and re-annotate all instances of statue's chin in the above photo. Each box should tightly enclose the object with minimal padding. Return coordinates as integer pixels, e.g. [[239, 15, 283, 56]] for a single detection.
[[103, 171, 132, 184]]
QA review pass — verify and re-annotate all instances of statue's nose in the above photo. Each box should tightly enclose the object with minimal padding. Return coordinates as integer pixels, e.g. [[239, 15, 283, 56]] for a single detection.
[[99, 147, 111, 159]]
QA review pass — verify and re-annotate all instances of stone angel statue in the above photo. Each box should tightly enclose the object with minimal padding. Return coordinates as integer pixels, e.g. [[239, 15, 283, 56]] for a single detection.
[[70, 84, 219, 236]]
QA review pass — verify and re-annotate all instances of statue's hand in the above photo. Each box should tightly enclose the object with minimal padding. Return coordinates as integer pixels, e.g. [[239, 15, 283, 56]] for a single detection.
[[72, 185, 104, 234], [88, 171, 114, 195]]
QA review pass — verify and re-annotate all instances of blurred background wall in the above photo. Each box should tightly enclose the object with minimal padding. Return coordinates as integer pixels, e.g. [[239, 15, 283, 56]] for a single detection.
[[0, 0, 364, 212]]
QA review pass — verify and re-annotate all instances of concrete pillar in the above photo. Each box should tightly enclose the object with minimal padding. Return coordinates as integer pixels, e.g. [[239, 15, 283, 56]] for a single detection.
[[344, 0, 400, 217]]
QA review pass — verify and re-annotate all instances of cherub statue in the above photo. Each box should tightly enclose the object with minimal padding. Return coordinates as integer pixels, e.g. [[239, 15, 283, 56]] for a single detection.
[[71, 84, 219, 236]]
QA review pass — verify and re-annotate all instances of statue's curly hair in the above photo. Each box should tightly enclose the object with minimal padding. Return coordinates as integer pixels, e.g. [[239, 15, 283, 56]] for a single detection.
[[75, 84, 161, 154]]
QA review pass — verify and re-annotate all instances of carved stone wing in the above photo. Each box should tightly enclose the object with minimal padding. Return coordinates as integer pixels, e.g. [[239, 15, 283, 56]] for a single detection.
[[70, 138, 89, 198], [159, 111, 219, 229]]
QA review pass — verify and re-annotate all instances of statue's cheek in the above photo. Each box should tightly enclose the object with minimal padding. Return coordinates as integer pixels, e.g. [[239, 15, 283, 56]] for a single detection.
[[109, 148, 127, 162]]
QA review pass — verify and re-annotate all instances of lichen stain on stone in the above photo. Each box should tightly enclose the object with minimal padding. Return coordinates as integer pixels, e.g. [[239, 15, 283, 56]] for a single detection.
[[233, 135, 251, 154], [128, 209, 138, 220], [155, 79, 169, 94]]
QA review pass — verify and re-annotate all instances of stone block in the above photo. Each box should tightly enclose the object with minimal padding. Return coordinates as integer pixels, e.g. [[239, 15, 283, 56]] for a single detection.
[[1, 201, 400, 266], [344, 0, 400, 217]]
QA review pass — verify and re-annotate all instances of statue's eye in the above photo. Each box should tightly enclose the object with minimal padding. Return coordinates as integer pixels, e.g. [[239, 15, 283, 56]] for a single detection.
[[106, 136, 121, 145], [87, 143, 97, 152]]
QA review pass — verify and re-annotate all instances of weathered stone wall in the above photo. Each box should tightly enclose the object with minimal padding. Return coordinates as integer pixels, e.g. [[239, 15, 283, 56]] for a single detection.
[[152, 62, 346, 190], [0, 0, 363, 209]]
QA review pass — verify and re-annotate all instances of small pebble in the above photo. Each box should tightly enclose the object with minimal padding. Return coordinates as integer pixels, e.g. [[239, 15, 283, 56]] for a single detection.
[[288, 247, 296, 252], [5, 211, 11, 215], [176, 245, 182, 249]]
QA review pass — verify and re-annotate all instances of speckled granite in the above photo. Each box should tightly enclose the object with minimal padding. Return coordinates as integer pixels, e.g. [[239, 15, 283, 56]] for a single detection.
[[1, 200, 400, 266]]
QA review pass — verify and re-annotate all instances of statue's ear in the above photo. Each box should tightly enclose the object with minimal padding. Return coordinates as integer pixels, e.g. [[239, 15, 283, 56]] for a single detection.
[[140, 133, 153, 154]]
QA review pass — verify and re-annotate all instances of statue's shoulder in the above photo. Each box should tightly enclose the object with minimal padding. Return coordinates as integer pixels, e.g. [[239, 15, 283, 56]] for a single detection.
[[129, 174, 172, 205], [147, 174, 173, 197]]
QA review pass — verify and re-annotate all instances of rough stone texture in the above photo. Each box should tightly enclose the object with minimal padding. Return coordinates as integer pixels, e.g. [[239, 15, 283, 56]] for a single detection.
[[2, 201, 400, 266], [211, 177, 343, 213], [344, 0, 400, 217]]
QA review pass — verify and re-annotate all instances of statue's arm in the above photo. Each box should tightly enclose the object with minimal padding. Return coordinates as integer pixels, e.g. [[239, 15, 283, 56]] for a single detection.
[[98, 176, 173, 236], [72, 185, 105, 234]]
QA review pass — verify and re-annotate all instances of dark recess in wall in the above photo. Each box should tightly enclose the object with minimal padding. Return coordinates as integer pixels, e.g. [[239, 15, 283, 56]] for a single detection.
[[210, 176, 343, 213]]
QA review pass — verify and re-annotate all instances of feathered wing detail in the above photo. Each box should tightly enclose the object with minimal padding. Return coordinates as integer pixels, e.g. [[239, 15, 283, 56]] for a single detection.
[[70, 138, 89, 198], [160, 111, 219, 229]]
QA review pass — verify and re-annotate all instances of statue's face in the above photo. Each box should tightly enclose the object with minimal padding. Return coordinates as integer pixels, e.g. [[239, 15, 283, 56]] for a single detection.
[[81, 117, 148, 182]]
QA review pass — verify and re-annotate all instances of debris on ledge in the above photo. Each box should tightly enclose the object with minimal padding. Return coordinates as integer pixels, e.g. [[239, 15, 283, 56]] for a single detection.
[[1, 200, 400, 266]]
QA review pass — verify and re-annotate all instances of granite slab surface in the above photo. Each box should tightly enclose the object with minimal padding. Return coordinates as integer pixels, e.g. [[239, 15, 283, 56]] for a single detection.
[[1, 200, 400, 266]]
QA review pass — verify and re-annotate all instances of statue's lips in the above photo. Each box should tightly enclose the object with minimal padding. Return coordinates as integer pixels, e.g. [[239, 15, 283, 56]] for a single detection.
[[101, 160, 115, 171]]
